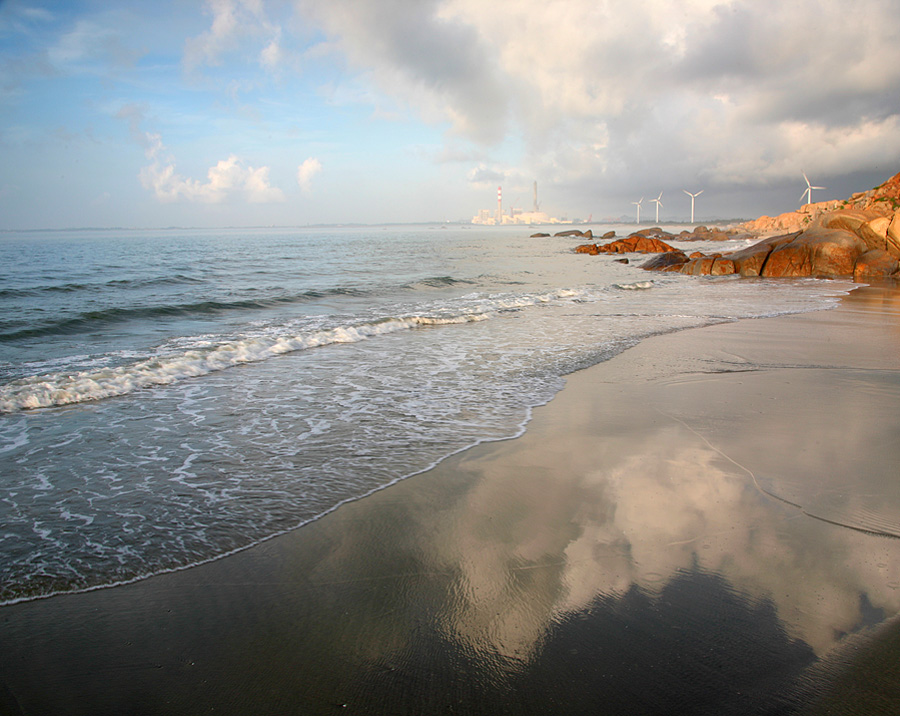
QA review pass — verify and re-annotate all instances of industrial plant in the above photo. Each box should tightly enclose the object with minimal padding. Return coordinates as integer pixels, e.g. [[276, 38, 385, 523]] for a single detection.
[[471, 182, 572, 225]]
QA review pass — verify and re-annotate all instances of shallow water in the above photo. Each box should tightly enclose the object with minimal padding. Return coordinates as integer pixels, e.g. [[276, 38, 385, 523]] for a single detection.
[[2, 288, 898, 715], [0, 225, 856, 604]]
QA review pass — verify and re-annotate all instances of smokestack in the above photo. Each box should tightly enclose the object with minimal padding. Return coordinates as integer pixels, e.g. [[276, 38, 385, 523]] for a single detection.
[[497, 186, 502, 222]]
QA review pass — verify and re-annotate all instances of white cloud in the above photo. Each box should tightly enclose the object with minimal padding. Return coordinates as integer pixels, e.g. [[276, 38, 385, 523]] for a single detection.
[[139, 134, 284, 204], [293, 0, 900, 203], [184, 0, 285, 73], [296, 157, 322, 193]]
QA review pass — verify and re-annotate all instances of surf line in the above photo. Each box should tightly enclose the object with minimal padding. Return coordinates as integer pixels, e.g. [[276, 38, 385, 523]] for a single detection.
[[656, 408, 900, 541]]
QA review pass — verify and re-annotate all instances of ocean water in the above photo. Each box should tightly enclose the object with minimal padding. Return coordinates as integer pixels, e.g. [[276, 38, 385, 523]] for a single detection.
[[0, 224, 855, 604]]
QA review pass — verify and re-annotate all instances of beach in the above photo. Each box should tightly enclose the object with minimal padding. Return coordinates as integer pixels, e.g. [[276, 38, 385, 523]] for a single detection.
[[1, 282, 898, 714]]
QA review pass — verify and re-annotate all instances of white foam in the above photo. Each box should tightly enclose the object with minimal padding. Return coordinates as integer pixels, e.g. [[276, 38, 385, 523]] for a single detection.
[[0, 312, 493, 412], [0, 285, 619, 413]]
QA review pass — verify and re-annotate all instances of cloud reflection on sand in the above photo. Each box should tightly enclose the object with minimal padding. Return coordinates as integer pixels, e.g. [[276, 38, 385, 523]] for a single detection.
[[431, 367, 900, 661]]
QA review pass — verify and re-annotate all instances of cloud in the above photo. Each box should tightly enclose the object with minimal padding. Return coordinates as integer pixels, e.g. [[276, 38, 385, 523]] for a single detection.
[[294, 0, 900, 202], [184, 0, 285, 73], [134, 131, 283, 204], [296, 157, 322, 193], [297, 0, 511, 143], [48, 18, 144, 70]]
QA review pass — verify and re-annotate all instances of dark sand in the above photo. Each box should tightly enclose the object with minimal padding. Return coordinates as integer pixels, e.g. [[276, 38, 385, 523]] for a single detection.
[[2, 284, 900, 715]]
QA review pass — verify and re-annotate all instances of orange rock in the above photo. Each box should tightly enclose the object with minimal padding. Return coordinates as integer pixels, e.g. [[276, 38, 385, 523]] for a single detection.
[[854, 249, 900, 281], [594, 236, 679, 253], [574, 243, 599, 254], [762, 228, 867, 277]]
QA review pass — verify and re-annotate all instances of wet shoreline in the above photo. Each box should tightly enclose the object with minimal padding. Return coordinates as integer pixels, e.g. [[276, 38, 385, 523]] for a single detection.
[[2, 284, 899, 715]]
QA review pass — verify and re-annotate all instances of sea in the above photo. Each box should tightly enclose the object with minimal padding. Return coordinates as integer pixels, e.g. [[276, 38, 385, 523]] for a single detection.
[[0, 224, 856, 605]]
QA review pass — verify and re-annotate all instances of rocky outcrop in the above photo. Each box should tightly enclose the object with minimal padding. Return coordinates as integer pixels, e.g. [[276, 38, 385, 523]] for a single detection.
[[642, 212, 900, 279], [571, 171, 900, 280], [676, 225, 742, 242], [576, 235, 680, 255], [555, 229, 590, 237], [636, 172, 900, 280], [737, 172, 900, 238]]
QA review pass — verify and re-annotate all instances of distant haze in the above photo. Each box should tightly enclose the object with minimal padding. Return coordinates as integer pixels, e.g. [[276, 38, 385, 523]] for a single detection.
[[1, 0, 898, 229]]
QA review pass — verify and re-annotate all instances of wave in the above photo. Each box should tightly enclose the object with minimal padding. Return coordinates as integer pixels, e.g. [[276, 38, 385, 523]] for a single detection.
[[613, 280, 655, 291], [0, 288, 371, 342], [406, 276, 477, 289], [0, 286, 603, 413], [0, 275, 207, 299], [0, 313, 490, 413]]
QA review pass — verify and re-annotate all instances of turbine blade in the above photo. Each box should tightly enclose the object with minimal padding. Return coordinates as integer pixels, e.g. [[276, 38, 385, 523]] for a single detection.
[[696, 190, 703, 196]]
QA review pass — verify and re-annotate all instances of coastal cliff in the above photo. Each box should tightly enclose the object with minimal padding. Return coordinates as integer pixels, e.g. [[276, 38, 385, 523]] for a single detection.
[[575, 172, 900, 280]]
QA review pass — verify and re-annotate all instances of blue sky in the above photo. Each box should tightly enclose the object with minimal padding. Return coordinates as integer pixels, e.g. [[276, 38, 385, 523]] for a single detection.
[[1, 0, 899, 229]]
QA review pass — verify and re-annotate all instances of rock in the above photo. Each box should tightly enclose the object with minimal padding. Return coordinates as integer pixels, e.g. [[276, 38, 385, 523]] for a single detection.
[[574, 243, 600, 254], [633, 227, 675, 240], [555, 229, 585, 237], [530, 232, 551, 238], [679, 256, 736, 276], [641, 251, 688, 271], [710, 258, 737, 275], [678, 226, 734, 242], [887, 210, 900, 256], [762, 228, 868, 277], [854, 249, 900, 281], [602, 231, 616, 239], [720, 233, 799, 277], [614, 258, 629, 264], [592, 235, 680, 254], [863, 216, 893, 252]]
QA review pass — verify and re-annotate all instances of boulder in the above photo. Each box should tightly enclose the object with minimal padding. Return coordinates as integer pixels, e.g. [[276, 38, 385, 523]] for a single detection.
[[853, 249, 900, 281], [530, 232, 551, 238], [593, 235, 680, 254], [887, 210, 900, 256], [724, 233, 799, 277], [641, 251, 688, 271], [555, 229, 585, 237], [761, 228, 868, 278], [601, 230, 616, 239], [679, 256, 736, 276], [817, 209, 894, 252], [678, 226, 734, 242]]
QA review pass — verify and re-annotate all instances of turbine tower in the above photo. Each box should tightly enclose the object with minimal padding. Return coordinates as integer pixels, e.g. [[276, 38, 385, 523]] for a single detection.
[[651, 191, 663, 223], [800, 172, 825, 205], [632, 197, 644, 223], [683, 189, 703, 223]]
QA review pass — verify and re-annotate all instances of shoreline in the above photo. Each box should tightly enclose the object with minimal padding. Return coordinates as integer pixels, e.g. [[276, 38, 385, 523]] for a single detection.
[[2, 283, 899, 714]]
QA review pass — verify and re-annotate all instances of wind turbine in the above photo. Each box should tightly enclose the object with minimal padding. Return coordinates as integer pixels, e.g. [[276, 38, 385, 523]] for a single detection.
[[651, 191, 663, 223], [632, 197, 643, 223], [800, 172, 825, 205], [683, 189, 703, 223]]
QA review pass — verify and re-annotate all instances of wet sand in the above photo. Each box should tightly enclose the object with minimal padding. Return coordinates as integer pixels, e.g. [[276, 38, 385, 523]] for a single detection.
[[2, 284, 900, 715]]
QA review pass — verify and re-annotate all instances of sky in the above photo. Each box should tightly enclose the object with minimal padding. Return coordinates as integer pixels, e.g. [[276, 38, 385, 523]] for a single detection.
[[1, 0, 899, 229]]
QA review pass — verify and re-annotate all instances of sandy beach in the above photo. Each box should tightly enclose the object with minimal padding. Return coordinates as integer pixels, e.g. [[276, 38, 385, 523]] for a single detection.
[[2, 283, 899, 716]]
